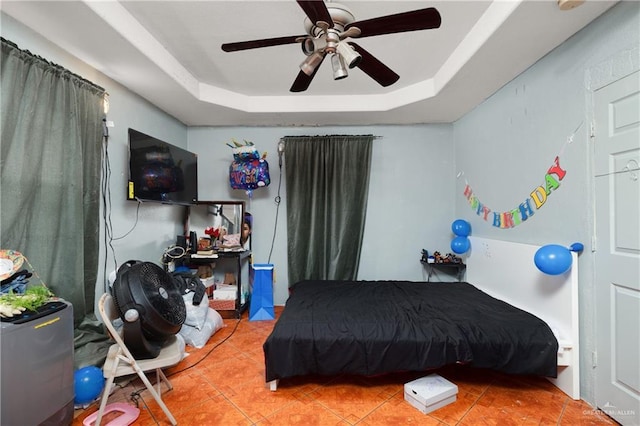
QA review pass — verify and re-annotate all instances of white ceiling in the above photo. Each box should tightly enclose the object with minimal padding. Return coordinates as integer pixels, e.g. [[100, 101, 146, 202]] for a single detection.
[[2, 0, 617, 127]]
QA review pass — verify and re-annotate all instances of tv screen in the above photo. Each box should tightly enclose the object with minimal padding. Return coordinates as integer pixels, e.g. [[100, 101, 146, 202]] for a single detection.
[[128, 129, 198, 205]]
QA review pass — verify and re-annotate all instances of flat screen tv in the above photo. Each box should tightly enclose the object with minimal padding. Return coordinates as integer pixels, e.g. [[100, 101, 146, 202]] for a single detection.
[[128, 128, 198, 205]]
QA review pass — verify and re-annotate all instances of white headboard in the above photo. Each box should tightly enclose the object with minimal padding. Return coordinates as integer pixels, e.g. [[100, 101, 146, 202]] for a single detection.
[[466, 237, 580, 400]]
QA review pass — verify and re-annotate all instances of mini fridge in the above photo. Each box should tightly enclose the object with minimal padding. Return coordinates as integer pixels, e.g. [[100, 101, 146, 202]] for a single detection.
[[1, 300, 74, 426]]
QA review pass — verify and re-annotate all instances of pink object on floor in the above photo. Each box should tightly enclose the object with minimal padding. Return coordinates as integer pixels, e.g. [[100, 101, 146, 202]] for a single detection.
[[82, 402, 140, 426]]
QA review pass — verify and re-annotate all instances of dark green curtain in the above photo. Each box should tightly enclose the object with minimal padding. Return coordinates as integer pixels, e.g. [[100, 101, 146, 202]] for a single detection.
[[284, 135, 374, 285], [1, 38, 110, 366]]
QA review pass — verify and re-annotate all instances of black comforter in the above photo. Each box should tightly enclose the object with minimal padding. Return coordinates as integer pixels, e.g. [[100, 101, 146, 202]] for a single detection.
[[263, 280, 558, 382]]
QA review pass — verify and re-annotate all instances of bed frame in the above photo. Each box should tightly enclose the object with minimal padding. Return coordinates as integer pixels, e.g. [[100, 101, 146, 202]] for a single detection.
[[466, 237, 580, 399]]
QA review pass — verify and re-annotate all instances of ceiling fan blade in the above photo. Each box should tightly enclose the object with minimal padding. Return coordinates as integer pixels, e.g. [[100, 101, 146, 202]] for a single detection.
[[290, 71, 313, 93], [290, 56, 325, 92], [349, 42, 399, 87], [345, 7, 441, 38], [222, 35, 305, 52], [297, 0, 334, 28]]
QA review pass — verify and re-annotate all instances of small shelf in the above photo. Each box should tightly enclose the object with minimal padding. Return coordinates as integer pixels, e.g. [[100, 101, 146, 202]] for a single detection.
[[420, 260, 466, 282], [186, 250, 252, 319]]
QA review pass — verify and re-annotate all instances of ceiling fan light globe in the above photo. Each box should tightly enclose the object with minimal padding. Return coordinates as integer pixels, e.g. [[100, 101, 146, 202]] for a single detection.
[[331, 53, 348, 80], [300, 51, 324, 76], [337, 42, 362, 68], [301, 38, 315, 56], [309, 36, 328, 55]]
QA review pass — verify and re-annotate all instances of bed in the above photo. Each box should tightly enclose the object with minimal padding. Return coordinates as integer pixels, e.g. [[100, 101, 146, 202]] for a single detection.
[[263, 238, 580, 399]]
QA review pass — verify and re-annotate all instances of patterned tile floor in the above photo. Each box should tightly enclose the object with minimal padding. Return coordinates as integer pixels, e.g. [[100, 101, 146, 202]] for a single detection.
[[74, 306, 618, 425]]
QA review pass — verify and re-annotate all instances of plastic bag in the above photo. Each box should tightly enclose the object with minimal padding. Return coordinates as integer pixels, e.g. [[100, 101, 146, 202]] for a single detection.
[[182, 292, 208, 330], [178, 308, 224, 349]]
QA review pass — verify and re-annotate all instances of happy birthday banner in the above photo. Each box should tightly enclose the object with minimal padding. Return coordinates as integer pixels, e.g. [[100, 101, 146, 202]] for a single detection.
[[461, 122, 582, 229], [463, 156, 566, 228]]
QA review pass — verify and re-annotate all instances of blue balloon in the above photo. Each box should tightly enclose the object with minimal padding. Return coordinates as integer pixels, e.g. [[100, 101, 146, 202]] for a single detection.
[[74, 366, 104, 405], [569, 242, 584, 253], [534, 244, 572, 275], [451, 219, 471, 237], [451, 236, 471, 254]]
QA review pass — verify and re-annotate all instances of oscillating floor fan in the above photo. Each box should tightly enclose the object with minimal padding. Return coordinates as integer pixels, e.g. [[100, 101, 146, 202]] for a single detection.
[[112, 261, 186, 359]]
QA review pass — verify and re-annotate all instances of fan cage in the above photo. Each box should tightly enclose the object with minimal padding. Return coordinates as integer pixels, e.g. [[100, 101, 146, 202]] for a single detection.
[[112, 261, 186, 341]]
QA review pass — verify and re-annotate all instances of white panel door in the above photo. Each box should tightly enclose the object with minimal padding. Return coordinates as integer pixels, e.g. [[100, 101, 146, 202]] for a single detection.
[[594, 70, 640, 426]]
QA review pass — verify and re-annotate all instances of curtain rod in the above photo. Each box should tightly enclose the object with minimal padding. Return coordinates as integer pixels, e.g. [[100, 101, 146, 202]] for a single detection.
[[280, 135, 383, 140], [2, 37, 106, 94]]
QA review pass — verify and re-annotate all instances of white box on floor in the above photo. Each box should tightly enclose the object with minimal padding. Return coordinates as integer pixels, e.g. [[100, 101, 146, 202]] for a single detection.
[[404, 374, 458, 414]]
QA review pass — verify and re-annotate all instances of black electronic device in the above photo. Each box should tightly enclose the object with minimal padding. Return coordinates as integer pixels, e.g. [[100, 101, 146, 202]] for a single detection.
[[111, 261, 186, 359], [189, 231, 197, 253], [128, 128, 198, 206], [176, 235, 187, 250]]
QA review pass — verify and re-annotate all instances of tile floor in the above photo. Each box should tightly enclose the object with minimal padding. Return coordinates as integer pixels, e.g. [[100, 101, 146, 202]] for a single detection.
[[74, 306, 619, 426]]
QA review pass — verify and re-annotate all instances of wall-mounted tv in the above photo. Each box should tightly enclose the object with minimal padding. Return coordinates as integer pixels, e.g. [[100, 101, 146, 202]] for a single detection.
[[127, 128, 198, 205]]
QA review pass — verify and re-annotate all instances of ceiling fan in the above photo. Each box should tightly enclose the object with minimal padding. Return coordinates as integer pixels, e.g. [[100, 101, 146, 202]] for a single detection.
[[221, 1, 441, 92]]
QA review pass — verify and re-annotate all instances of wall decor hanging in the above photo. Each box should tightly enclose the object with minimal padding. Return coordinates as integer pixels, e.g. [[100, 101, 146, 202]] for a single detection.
[[460, 122, 582, 229], [227, 139, 270, 197], [463, 156, 566, 228]]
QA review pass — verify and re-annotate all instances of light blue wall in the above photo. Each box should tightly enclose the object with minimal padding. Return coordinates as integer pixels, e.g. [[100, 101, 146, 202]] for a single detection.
[[453, 1, 639, 406], [188, 124, 454, 306]]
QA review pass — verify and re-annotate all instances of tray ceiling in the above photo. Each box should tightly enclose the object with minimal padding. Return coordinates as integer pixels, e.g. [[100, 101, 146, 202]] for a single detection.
[[1, 0, 617, 126]]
